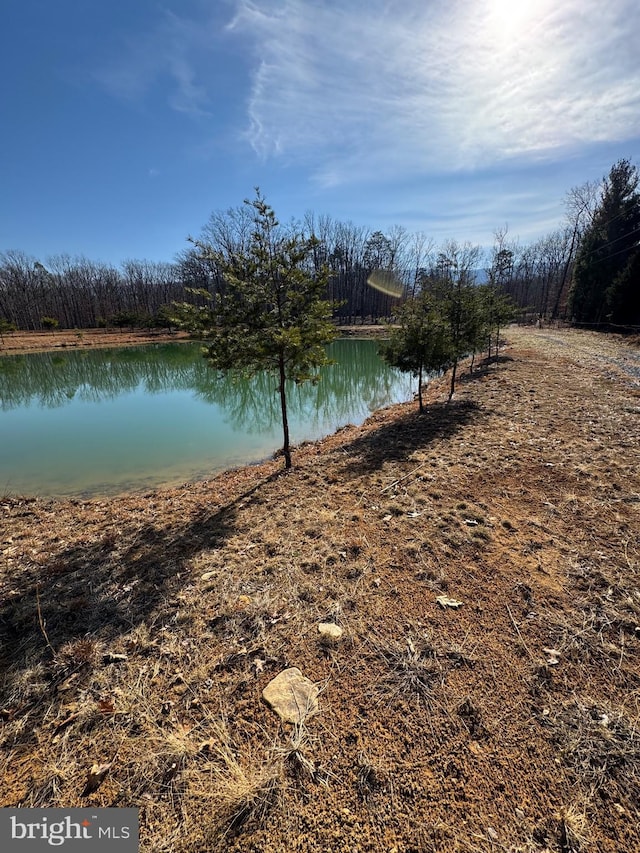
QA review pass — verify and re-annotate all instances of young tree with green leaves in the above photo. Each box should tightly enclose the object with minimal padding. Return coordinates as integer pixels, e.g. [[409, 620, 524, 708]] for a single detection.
[[381, 290, 452, 412], [170, 190, 337, 468], [429, 241, 483, 400], [383, 238, 516, 409], [479, 283, 517, 364]]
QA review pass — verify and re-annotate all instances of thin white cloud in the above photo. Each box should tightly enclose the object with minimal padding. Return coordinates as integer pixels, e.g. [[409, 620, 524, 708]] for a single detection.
[[94, 10, 214, 118], [229, 0, 640, 184]]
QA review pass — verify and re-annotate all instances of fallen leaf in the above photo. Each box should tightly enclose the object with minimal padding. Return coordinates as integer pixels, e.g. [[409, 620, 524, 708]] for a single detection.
[[82, 762, 112, 796], [97, 699, 116, 715], [436, 595, 463, 609], [103, 652, 128, 664], [543, 647, 561, 665], [51, 710, 81, 740], [57, 673, 80, 692]]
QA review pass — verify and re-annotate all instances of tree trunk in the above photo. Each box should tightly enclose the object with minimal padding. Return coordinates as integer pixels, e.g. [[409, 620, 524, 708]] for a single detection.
[[418, 363, 424, 413], [278, 353, 292, 469], [449, 358, 458, 402]]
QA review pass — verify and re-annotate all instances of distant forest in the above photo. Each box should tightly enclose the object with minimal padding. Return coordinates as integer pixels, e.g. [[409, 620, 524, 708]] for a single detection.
[[1, 159, 638, 332]]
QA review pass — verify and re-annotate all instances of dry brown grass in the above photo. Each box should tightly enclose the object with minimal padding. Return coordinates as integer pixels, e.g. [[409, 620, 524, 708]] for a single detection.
[[0, 328, 194, 356], [2, 325, 640, 851]]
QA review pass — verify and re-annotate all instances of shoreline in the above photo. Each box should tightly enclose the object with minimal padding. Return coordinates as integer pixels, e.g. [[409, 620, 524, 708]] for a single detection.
[[0, 324, 392, 357]]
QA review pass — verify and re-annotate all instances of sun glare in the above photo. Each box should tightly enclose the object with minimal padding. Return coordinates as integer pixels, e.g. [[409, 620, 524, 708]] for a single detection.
[[486, 0, 539, 42]]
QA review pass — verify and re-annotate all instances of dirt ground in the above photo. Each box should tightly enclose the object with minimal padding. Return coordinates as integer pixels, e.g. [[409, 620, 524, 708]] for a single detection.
[[1, 326, 639, 852], [0, 328, 195, 355], [0, 325, 389, 356]]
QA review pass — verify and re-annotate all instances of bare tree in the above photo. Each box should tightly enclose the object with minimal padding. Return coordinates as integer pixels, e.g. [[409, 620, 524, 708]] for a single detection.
[[551, 180, 600, 319]]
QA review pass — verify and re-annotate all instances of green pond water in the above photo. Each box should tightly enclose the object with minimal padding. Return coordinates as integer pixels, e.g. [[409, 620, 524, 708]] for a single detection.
[[0, 339, 415, 497]]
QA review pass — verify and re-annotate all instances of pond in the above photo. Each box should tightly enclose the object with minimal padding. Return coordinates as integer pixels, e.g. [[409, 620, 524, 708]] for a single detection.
[[0, 339, 415, 497]]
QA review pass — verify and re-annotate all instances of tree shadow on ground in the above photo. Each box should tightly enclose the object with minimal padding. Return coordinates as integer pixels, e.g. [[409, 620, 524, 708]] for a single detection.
[[0, 472, 279, 714], [458, 356, 514, 385], [336, 399, 482, 478]]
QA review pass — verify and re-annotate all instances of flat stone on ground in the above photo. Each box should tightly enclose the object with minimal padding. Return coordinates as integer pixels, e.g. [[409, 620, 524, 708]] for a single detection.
[[262, 667, 319, 724]]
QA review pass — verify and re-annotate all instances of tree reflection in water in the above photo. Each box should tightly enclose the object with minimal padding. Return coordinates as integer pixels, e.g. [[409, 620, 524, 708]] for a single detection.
[[0, 339, 415, 495]]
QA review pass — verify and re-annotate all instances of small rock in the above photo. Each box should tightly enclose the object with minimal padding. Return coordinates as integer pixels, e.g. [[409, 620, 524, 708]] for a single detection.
[[262, 667, 319, 724], [318, 622, 343, 640]]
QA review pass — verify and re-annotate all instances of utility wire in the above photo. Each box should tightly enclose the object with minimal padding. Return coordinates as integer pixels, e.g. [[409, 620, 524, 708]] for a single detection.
[[585, 238, 640, 267], [576, 223, 640, 265]]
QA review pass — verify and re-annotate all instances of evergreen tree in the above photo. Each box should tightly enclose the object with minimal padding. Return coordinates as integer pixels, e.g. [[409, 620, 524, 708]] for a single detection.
[[170, 190, 337, 469], [381, 290, 451, 412], [427, 242, 482, 399], [382, 241, 516, 411], [478, 283, 517, 363], [569, 159, 640, 325], [0, 317, 16, 343]]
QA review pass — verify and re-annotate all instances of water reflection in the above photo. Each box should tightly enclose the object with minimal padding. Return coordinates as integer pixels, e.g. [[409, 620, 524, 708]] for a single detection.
[[0, 340, 414, 496], [0, 344, 203, 410]]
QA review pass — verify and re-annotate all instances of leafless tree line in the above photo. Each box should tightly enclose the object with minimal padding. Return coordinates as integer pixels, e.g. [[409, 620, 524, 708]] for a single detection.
[[0, 252, 189, 331], [0, 178, 601, 331]]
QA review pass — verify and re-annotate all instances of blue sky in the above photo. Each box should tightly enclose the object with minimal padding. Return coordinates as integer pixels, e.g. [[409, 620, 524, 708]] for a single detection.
[[2, 0, 639, 265]]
